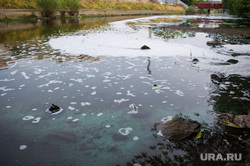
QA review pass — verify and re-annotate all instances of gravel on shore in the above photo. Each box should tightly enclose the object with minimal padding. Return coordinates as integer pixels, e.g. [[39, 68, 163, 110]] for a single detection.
[[165, 26, 250, 38]]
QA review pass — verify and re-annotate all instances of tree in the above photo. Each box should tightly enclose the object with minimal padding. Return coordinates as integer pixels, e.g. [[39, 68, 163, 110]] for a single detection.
[[223, 0, 250, 18]]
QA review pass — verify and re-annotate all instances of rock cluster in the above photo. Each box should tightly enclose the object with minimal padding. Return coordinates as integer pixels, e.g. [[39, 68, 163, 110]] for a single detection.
[[215, 113, 250, 128]]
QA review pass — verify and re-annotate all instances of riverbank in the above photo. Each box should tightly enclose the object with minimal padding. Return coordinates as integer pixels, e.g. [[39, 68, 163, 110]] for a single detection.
[[0, 8, 184, 19]]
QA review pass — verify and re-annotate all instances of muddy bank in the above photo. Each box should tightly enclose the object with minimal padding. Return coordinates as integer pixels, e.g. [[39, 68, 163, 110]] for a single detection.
[[165, 25, 250, 38]]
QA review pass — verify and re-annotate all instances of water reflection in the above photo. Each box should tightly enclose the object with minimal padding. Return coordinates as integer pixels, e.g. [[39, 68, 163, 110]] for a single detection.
[[147, 57, 151, 75]]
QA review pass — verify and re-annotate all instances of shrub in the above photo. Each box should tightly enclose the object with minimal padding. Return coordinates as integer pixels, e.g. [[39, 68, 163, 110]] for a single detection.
[[62, 0, 81, 10], [185, 5, 195, 15], [36, 0, 59, 11]]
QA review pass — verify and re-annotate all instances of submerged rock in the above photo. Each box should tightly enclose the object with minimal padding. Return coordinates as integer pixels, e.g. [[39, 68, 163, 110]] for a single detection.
[[112, 133, 127, 141], [48, 131, 77, 142], [160, 117, 201, 141], [210, 74, 224, 84], [141, 45, 150, 50], [215, 113, 250, 128]]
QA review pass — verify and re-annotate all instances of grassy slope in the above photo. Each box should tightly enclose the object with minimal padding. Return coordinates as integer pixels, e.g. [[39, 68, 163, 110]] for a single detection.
[[0, 0, 184, 12]]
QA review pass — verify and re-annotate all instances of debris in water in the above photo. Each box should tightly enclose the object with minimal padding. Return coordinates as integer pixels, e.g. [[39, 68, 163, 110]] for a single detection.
[[153, 84, 158, 87]]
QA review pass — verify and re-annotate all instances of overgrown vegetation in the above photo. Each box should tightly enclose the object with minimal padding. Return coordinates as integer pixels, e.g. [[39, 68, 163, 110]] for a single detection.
[[0, 0, 184, 12], [36, 0, 81, 10], [0, 0, 37, 9], [185, 5, 195, 15], [80, 0, 183, 11], [223, 0, 250, 18]]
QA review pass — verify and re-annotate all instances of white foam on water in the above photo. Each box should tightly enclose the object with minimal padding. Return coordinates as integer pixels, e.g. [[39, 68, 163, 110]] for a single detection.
[[10, 70, 18, 75], [81, 102, 91, 106], [91, 91, 96, 95], [70, 102, 77, 105], [127, 90, 136, 97], [37, 80, 63, 88], [32, 117, 41, 124], [133, 136, 139, 141], [1, 93, 7, 96], [118, 127, 132, 136], [49, 16, 250, 76], [21, 72, 30, 79], [97, 113, 103, 117], [0, 78, 15, 82], [91, 86, 97, 90], [0, 86, 14, 92], [22, 116, 35, 121], [72, 118, 79, 122], [19, 145, 27, 150], [134, 163, 141, 166], [103, 79, 111, 82], [114, 98, 130, 104], [68, 106, 75, 110], [82, 113, 87, 116], [86, 74, 96, 78], [70, 78, 83, 83], [157, 130, 164, 137], [6, 106, 11, 108], [161, 116, 174, 123], [175, 90, 184, 97], [105, 125, 111, 128], [116, 92, 122, 95], [67, 117, 73, 120]]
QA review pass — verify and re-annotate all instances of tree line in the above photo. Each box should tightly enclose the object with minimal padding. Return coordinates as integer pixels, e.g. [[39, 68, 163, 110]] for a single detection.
[[223, 0, 250, 18]]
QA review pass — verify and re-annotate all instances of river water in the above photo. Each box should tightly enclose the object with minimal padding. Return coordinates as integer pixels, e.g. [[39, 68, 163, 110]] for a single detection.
[[0, 15, 249, 166]]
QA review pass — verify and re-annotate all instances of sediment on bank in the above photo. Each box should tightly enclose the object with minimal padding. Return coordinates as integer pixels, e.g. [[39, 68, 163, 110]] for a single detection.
[[165, 25, 250, 38], [0, 9, 184, 19]]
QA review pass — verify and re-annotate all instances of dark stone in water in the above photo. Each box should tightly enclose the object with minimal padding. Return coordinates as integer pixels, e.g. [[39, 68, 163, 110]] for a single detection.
[[227, 59, 239, 64], [49, 104, 60, 113], [112, 134, 127, 141], [108, 146, 118, 152], [160, 117, 201, 141], [141, 45, 150, 50], [191, 58, 199, 64], [206, 41, 221, 46]]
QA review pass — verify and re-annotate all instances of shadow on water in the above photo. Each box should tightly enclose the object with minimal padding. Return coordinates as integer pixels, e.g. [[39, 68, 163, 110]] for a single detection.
[[208, 75, 250, 115], [127, 126, 249, 166], [126, 75, 250, 166]]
